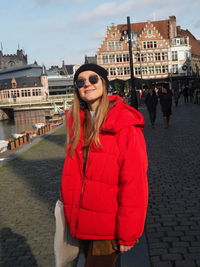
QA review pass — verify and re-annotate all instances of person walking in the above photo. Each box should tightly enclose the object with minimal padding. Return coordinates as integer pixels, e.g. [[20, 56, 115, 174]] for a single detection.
[[159, 87, 172, 129], [183, 86, 189, 103], [61, 63, 148, 267], [173, 89, 180, 107], [145, 87, 158, 128]]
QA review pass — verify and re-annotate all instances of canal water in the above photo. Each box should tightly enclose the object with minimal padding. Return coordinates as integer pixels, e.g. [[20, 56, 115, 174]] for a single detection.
[[0, 120, 37, 140]]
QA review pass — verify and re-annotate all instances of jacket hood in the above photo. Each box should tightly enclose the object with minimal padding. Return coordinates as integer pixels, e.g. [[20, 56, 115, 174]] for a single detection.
[[100, 95, 145, 133]]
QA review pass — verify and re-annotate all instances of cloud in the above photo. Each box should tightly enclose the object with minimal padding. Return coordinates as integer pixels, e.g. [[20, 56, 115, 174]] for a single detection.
[[33, 0, 88, 7], [76, 0, 160, 23]]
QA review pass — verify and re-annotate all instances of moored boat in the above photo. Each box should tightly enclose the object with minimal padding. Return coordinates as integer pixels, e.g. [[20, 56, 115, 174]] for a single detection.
[[0, 140, 9, 153]]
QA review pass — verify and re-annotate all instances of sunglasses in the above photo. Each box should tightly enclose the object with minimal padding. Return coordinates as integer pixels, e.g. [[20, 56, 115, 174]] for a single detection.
[[75, 75, 99, 89]]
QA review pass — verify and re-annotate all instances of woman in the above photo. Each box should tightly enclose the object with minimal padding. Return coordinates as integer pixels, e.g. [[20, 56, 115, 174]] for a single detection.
[[159, 87, 172, 128], [145, 87, 158, 128], [61, 63, 148, 267]]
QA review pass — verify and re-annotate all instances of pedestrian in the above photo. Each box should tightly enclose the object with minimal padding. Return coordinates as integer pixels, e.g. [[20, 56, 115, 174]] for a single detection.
[[173, 89, 180, 107], [183, 86, 189, 103], [145, 87, 158, 128], [159, 87, 172, 129], [61, 63, 148, 267], [188, 86, 194, 103]]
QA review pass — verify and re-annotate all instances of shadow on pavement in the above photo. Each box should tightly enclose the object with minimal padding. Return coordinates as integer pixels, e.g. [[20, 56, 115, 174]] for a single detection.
[[0, 227, 38, 267]]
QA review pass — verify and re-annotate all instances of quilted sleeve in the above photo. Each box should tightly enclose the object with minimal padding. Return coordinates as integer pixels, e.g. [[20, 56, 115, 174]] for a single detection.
[[116, 126, 148, 246]]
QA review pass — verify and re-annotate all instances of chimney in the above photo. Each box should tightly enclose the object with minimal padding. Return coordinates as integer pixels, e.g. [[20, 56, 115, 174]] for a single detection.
[[169, 16, 177, 38]]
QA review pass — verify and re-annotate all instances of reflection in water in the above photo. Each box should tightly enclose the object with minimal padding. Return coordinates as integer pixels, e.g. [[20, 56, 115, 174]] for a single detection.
[[0, 120, 40, 140]]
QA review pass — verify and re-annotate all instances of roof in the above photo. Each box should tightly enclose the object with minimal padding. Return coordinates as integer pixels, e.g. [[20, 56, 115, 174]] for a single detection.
[[177, 28, 200, 56], [0, 77, 42, 90], [0, 64, 44, 80], [118, 19, 170, 39]]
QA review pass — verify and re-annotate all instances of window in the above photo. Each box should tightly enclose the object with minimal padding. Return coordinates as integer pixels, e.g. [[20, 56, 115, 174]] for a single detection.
[[108, 41, 122, 51], [155, 66, 161, 73], [140, 54, 147, 62], [109, 54, 115, 63], [124, 67, 130, 75], [147, 53, 154, 62], [162, 65, 169, 73], [162, 52, 168, 60], [147, 29, 152, 35], [142, 67, 148, 75], [32, 89, 41, 96], [123, 54, 129, 62], [109, 68, 116, 76], [116, 54, 123, 62], [172, 51, 178, 61], [172, 64, 178, 73], [102, 55, 109, 64], [21, 89, 31, 97], [143, 41, 157, 49], [148, 66, 154, 74], [135, 67, 141, 75], [12, 82, 17, 88], [3, 91, 10, 98], [155, 53, 161, 61], [117, 67, 123, 75]]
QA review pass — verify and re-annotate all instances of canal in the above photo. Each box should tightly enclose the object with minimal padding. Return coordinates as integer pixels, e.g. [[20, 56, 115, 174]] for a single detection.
[[0, 120, 37, 140]]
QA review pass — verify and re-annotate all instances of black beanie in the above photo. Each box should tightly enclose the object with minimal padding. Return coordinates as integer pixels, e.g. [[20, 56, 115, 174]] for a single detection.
[[74, 63, 109, 88]]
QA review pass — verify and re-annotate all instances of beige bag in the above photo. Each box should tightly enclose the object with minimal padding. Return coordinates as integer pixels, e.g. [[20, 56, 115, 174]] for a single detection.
[[54, 200, 79, 267]]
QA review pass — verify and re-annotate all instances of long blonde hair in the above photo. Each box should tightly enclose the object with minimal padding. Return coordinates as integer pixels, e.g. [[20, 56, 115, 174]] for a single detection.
[[66, 79, 111, 156]]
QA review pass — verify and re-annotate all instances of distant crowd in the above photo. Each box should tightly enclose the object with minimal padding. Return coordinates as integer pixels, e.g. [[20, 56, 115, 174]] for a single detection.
[[116, 84, 200, 129]]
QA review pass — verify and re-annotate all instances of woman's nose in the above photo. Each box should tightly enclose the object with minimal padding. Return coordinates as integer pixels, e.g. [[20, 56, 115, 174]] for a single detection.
[[84, 79, 91, 87]]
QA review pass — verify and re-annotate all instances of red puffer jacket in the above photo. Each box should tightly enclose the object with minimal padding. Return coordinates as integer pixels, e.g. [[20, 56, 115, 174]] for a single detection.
[[61, 95, 148, 246]]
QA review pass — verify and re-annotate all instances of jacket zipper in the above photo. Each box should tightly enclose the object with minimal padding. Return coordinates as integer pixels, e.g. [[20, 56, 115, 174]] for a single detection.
[[75, 145, 90, 236]]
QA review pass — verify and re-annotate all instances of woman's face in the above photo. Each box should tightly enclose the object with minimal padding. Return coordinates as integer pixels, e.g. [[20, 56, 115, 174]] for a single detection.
[[76, 70, 104, 110]]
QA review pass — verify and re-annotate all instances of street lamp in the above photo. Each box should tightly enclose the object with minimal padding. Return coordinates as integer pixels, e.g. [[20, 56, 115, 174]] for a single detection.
[[120, 16, 138, 109], [135, 47, 143, 91]]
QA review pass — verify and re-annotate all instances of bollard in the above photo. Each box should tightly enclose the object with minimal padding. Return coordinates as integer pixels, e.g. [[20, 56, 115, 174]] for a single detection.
[[19, 137, 24, 146], [26, 133, 30, 142], [9, 140, 16, 150], [14, 138, 20, 148], [23, 135, 27, 144]]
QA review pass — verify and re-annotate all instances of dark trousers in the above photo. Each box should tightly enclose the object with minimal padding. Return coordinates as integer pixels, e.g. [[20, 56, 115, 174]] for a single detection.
[[148, 110, 156, 126], [184, 96, 189, 103], [81, 240, 121, 267]]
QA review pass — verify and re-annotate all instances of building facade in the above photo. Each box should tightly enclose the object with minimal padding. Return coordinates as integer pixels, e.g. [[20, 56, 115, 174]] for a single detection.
[[97, 16, 200, 88], [0, 49, 27, 70], [0, 63, 76, 105], [0, 64, 49, 104]]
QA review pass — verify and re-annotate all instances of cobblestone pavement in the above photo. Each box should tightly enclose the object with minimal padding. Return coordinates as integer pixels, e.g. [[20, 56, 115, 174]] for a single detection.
[[0, 97, 199, 267], [0, 128, 66, 267], [141, 97, 200, 267]]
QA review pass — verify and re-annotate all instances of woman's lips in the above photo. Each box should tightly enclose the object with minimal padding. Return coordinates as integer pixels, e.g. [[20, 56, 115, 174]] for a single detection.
[[85, 89, 95, 94]]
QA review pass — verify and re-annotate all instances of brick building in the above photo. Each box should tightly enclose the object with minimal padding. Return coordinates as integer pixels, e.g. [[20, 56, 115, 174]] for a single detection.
[[97, 16, 200, 89]]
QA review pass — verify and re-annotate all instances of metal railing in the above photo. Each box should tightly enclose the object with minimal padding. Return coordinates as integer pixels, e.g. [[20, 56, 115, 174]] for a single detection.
[[0, 94, 74, 108]]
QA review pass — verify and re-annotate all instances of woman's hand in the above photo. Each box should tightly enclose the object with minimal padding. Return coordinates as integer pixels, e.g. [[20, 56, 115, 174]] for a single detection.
[[119, 245, 133, 253]]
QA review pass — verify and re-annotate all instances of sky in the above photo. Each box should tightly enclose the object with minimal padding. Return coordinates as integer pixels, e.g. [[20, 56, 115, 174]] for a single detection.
[[1, 0, 200, 68]]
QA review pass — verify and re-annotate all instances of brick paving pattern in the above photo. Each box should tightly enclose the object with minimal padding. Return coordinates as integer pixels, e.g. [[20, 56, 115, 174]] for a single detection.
[[0, 97, 199, 267], [0, 129, 66, 267], [142, 98, 200, 267]]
